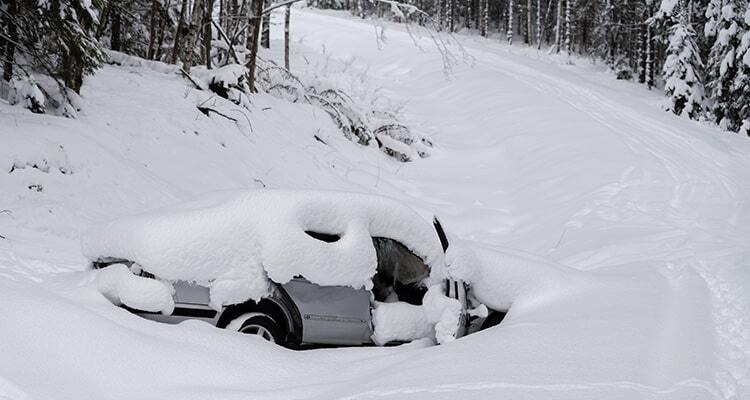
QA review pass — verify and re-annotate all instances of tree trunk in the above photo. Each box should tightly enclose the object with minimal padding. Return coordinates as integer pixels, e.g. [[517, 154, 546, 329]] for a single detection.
[[284, 5, 291, 70], [507, 0, 514, 44], [246, 0, 264, 91], [2, 0, 17, 82], [95, 3, 111, 39], [564, 0, 572, 55], [554, 0, 561, 52], [111, 3, 122, 51], [182, 0, 206, 72], [172, 0, 188, 64], [535, 0, 541, 45], [261, 0, 270, 48], [147, 0, 160, 59], [155, 1, 171, 60], [526, 0, 532, 44], [480, 0, 488, 36], [204, 0, 214, 68]]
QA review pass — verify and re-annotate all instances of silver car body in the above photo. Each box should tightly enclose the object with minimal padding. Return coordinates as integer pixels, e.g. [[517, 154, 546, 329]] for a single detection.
[[132, 275, 466, 347], [100, 219, 468, 347]]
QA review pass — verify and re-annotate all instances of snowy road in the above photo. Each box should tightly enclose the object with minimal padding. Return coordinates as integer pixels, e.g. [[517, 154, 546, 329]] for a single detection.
[[287, 9, 750, 399], [0, 7, 749, 400]]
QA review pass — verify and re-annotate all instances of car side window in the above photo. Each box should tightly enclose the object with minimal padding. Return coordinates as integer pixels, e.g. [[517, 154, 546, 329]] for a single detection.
[[371, 237, 429, 305]]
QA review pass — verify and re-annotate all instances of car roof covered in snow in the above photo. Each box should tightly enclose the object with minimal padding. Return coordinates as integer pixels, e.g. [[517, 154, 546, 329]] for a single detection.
[[82, 190, 445, 308]]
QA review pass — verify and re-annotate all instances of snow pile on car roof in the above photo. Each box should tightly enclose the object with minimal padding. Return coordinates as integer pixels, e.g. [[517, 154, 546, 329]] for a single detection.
[[82, 190, 444, 309]]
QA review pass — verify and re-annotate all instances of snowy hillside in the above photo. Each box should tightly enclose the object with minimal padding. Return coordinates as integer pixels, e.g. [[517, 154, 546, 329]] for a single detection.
[[2, 7, 750, 400]]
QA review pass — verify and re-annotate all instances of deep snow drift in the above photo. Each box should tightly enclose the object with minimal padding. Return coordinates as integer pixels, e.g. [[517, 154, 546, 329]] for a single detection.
[[1, 6, 750, 400]]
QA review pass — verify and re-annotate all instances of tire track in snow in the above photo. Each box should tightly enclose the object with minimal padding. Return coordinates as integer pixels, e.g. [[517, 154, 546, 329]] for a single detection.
[[468, 46, 750, 398]]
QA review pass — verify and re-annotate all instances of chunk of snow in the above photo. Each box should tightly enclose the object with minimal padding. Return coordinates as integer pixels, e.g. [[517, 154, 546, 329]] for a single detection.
[[422, 284, 463, 344], [371, 301, 432, 345], [83, 190, 445, 309], [95, 263, 174, 314], [371, 285, 462, 345]]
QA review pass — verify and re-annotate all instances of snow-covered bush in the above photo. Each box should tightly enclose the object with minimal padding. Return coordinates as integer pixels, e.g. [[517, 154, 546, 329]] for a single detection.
[[255, 58, 434, 162], [9, 77, 45, 114], [190, 64, 252, 107], [612, 56, 634, 81]]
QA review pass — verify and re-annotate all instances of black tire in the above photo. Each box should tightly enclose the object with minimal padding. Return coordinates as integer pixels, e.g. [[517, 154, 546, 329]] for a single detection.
[[237, 314, 283, 344], [480, 310, 507, 330]]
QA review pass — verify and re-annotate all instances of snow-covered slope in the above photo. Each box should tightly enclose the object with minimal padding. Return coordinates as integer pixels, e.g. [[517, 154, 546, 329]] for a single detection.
[[1, 7, 749, 400]]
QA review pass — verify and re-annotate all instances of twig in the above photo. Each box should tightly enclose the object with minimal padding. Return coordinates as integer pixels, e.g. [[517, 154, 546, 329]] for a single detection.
[[179, 68, 203, 89], [197, 106, 238, 121]]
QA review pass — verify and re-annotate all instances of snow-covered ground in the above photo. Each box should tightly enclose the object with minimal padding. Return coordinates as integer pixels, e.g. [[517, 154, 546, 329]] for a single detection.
[[1, 7, 749, 400]]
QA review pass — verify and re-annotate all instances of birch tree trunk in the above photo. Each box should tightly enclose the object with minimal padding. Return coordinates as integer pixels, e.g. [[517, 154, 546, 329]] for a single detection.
[[536, 0, 541, 45], [480, 0, 488, 37], [261, 0, 270, 48], [507, 0, 514, 44]]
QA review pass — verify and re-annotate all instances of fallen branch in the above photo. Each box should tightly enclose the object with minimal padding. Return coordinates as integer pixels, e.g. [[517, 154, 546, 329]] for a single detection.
[[262, 0, 304, 15], [179, 68, 203, 89], [211, 20, 241, 65], [197, 106, 238, 121]]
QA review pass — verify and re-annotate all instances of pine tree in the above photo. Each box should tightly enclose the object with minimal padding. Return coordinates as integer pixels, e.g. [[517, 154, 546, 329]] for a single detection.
[[662, 1, 704, 119], [733, 6, 750, 133], [704, 0, 746, 130]]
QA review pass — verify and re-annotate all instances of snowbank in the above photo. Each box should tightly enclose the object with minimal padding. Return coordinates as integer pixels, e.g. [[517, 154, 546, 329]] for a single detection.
[[446, 239, 588, 312], [0, 132, 73, 175], [82, 190, 445, 309]]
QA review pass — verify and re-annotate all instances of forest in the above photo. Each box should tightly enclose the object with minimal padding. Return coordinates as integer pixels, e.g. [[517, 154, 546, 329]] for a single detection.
[[0, 0, 749, 135]]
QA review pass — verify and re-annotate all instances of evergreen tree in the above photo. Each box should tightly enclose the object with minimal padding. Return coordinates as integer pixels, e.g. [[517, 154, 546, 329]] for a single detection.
[[704, 0, 746, 130], [733, 6, 749, 134], [662, 2, 705, 119]]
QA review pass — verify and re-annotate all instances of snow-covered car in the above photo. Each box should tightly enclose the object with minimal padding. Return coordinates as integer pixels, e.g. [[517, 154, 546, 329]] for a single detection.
[[85, 190, 470, 348]]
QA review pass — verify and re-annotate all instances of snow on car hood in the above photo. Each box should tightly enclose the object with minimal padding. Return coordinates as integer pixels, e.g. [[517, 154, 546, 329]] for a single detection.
[[82, 189, 445, 308]]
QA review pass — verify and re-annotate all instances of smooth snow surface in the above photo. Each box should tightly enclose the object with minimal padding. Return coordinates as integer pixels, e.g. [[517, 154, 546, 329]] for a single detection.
[[83, 189, 445, 308], [2, 7, 750, 400]]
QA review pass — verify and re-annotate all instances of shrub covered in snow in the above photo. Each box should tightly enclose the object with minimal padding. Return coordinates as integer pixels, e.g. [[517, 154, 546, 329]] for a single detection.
[[9, 77, 45, 114], [255, 59, 434, 162]]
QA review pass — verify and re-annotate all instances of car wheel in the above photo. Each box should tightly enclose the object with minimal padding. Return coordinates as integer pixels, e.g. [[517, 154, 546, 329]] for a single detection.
[[233, 314, 282, 344]]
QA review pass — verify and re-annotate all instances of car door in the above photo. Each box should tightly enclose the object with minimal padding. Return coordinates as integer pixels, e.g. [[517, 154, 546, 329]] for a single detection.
[[282, 277, 372, 345]]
